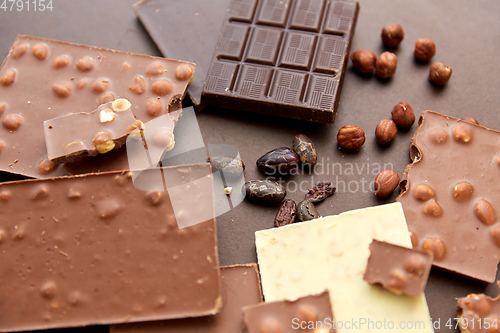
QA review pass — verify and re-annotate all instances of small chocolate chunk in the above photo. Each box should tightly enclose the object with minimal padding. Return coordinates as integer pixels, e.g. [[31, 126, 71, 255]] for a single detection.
[[207, 156, 245, 177], [305, 181, 335, 203], [292, 134, 317, 168], [296, 200, 320, 222], [244, 180, 286, 204], [256, 147, 299, 175], [274, 199, 297, 227]]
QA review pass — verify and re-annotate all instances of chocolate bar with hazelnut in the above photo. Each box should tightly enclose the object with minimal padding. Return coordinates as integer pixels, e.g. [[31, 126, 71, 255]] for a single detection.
[[202, 0, 360, 123], [44, 98, 141, 164], [0, 35, 194, 178], [242, 291, 335, 333], [0, 164, 221, 332], [111, 264, 263, 333], [364, 240, 432, 297], [456, 284, 500, 333], [397, 111, 500, 283]]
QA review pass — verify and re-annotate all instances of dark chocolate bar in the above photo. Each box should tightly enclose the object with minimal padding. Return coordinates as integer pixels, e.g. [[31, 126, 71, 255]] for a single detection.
[[242, 291, 335, 333], [364, 240, 432, 297], [397, 111, 500, 283], [0, 35, 194, 178], [0, 164, 221, 332], [134, 0, 231, 107], [111, 264, 263, 333], [202, 0, 359, 123], [44, 98, 139, 164]]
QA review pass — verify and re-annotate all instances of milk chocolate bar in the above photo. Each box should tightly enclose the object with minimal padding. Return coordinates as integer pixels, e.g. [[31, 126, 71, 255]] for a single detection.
[[44, 98, 139, 164], [134, 0, 231, 107], [243, 291, 335, 333], [0, 35, 194, 178], [111, 264, 263, 333], [397, 111, 500, 283], [364, 240, 432, 297], [202, 0, 359, 123], [0, 164, 221, 332], [456, 285, 500, 333], [255, 203, 433, 333]]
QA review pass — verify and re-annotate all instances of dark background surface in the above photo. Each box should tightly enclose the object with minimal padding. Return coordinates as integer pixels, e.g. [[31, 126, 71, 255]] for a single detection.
[[1, 0, 499, 332]]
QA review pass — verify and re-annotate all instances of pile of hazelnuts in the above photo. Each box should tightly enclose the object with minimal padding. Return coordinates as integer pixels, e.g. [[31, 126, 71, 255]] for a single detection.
[[350, 23, 452, 85]]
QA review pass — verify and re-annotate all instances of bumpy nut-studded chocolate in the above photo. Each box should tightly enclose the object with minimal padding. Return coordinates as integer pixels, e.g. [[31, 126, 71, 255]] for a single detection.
[[32, 43, 48, 60], [38, 158, 57, 175], [111, 98, 131, 112], [491, 227, 500, 247], [92, 132, 115, 154], [207, 156, 245, 177], [127, 120, 145, 132], [414, 184, 435, 201], [274, 198, 297, 227], [152, 128, 175, 151], [423, 238, 445, 260], [0, 141, 4, 154], [0, 69, 16, 86], [404, 255, 426, 276], [414, 38, 436, 62], [374, 170, 400, 197], [423, 199, 442, 217], [337, 125, 366, 149], [259, 319, 282, 333], [99, 93, 114, 104], [175, 64, 193, 81], [76, 56, 95, 72], [474, 199, 495, 225], [99, 109, 115, 123], [146, 99, 162, 116], [145, 191, 163, 205], [91, 79, 109, 93], [244, 180, 286, 203], [292, 134, 317, 168], [0, 103, 5, 115], [52, 55, 70, 69], [453, 125, 472, 143], [2, 114, 23, 130], [129, 76, 147, 94], [76, 78, 87, 89], [145, 62, 164, 76], [453, 182, 473, 201], [52, 82, 71, 98], [388, 269, 407, 291], [295, 306, 317, 322], [151, 79, 173, 96], [409, 231, 418, 247], [64, 142, 84, 155], [12, 44, 28, 59], [429, 129, 448, 144], [392, 101, 415, 128]]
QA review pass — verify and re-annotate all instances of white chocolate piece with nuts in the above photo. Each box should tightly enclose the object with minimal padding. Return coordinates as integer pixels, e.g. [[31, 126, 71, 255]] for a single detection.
[[255, 203, 433, 333]]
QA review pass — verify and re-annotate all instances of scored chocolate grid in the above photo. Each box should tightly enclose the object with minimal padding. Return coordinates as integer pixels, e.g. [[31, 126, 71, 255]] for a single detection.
[[205, 0, 357, 113]]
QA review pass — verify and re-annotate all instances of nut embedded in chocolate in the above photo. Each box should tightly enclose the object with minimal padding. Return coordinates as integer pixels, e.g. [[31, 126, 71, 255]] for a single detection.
[[305, 181, 336, 203], [414, 38, 436, 61], [76, 56, 95, 72], [375, 119, 397, 144], [414, 184, 435, 201], [474, 199, 495, 225], [145, 62, 164, 76], [32, 43, 48, 60], [350, 49, 377, 74], [391, 101, 415, 128], [0, 69, 16, 86], [175, 64, 193, 81], [381, 23, 405, 48], [256, 147, 299, 175], [374, 169, 400, 197], [292, 134, 317, 168], [375, 52, 397, 79], [92, 131, 115, 154], [52, 82, 71, 98], [274, 198, 297, 227], [453, 182, 473, 202], [429, 62, 452, 85], [423, 238, 445, 260], [52, 55, 70, 69], [296, 199, 320, 222], [243, 180, 286, 204], [2, 114, 23, 130], [462, 117, 479, 125], [146, 99, 163, 117], [337, 125, 365, 149]]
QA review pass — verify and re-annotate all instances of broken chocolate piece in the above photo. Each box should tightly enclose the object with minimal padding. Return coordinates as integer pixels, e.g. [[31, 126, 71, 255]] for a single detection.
[[364, 240, 432, 297], [456, 285, 500, 333]]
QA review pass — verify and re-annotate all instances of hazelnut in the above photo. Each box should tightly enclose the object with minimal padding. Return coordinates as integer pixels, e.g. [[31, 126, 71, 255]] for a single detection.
[[52, 82, 71, 98], [453, 182, 473, 201], [38, 158, 57, 175], [405, 255, 426, 275], [375, 119, 397, 144], [175, 64, 193, 81], [32, 44, 48, 60], [375, 52, 397, 79], [52, 55, 70, 69], [145, 62, 164, 76], [130, 76, 147, 94], [453, 125, 472, 143], [429, 62, 452, 85], [474, 199, 495, 225], [12, 44, 28, 59], [337, 125, 365, 149], [374, 169, 400, 197], [423, 238, 445, 260], [91, 79, 109, 93], [414, 38, 436, 61], [462, 117, 479, 125], [423, 199, 442, 217], [111, 98, 131, 112], [0, 69, 16, 86], [100, 93, 115, 104], [99, 109, 115, 123], [381, 23, 405, 48], [409, 231, 418, 247], [414, 184, 435, 201], [391, 101, 415, 128], [389, 269, 407, 291], [92, 132, 115, 154], [76, 57, 95, 72], [350, 49, 377, 74]]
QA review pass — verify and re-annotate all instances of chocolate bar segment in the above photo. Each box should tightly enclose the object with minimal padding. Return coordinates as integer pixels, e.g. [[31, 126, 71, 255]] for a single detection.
[[44, 99, 139, 164], [397, 111, 500, 283], [111, 264, 263, 333], [0, 35, 194, 178], [364, 240, 432, 297], [134, 0, 231, 107], [202, 0, 359, 123], [456, 285, 500, 333], [0, 164, 220, 332], [243, 291, 335, 333]]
